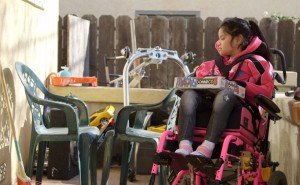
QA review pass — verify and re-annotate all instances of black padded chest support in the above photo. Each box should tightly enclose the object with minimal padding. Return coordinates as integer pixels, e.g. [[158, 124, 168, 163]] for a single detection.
[[214, 54, 255, 79]]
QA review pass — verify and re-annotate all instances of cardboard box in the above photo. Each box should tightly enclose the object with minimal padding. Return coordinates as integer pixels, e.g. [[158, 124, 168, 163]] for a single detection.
[[174, 76, 245, 98], [288, 99, 300, 126]]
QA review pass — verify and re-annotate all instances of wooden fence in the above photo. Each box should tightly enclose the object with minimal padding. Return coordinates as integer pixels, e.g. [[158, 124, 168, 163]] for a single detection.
[[58, 15, 300, 88]]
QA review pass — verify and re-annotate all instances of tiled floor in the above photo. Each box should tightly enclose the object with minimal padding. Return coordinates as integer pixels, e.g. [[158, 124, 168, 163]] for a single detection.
[[32, 166, 155, 185]]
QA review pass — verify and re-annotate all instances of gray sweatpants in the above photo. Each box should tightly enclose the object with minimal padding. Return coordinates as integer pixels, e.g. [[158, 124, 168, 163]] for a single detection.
[[177, 89, 241, 143]]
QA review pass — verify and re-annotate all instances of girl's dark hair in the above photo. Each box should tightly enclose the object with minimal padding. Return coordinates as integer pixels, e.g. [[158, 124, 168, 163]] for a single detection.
[[220, 17, 271, 61]]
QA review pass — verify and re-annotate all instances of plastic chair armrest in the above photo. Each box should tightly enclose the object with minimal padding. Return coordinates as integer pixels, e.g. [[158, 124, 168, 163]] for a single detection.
[[114, 105, 134, 133], [45, 90, 90, 126], [29, 92, 80, 134], [115, 89, 177, 133], [130, 88, 177, 111]]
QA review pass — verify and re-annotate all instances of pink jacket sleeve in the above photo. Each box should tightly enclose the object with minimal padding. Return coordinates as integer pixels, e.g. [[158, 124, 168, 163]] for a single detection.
[[242, 58, 274, 102]]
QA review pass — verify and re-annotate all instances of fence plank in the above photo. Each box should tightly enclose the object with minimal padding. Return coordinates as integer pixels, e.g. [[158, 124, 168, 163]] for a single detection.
[[277, 19, 295, 71], [294, 21, 300, 86], [204, 17, 221, 61], [82, 15, 98, 78], [259, 18, 278, 67], [186, 17, 204, 70], [150, 16, 169, 88], [116, 16, 132, 77], [98, 15, 115, 86], [135, 16, 151, 48], [57, 16, 63, 71], [58, 16, 69, 71], [135, 16, 151, 87], [259, 18, 277, 48], [168, 17, 186, 87]]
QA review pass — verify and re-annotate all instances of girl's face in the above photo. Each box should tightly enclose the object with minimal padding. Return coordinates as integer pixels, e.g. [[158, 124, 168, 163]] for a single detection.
[[217, 27, 244, 58]]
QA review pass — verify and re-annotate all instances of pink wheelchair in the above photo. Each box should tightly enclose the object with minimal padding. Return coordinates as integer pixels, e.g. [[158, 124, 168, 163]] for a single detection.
[[149, 49, 288, 185]]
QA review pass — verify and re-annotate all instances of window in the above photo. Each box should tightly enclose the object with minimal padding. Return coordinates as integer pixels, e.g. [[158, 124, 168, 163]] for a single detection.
[[136, 10, 200, 18]]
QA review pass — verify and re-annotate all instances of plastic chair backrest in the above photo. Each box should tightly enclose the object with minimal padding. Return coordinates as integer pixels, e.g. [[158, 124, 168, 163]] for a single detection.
[[15, 62, 81, 135], [15, 62, 50, 130]]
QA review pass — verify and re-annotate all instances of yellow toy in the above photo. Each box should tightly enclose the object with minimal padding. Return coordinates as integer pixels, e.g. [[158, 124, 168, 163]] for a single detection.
[[89, 105, 115, 132], [147, 124, 166, 133]]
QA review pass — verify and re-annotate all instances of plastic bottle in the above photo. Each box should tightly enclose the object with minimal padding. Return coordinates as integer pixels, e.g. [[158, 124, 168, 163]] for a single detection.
[[58, 66, 71, 77]]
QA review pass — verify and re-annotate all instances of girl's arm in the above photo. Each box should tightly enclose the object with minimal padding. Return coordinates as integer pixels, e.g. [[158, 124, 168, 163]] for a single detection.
[[242, 59, 274, 101]]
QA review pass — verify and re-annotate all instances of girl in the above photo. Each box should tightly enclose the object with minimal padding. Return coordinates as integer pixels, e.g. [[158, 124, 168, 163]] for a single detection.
[[175, 17, 274, 158]]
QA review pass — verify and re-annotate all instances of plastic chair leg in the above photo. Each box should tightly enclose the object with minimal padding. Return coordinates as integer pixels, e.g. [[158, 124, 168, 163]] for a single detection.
[[90, 139, 98, 185], [79, 133, 90, 185], [101, 130, 115, 185], [25, 141, 37, 178], [79, 133, 99, 185], [120, 141, 134, 185], [35, 141, 47, 182], [26, 131, 40, 179]]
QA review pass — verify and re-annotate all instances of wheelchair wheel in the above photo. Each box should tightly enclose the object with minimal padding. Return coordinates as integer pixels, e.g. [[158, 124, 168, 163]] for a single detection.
[[268, 171, 287, 185]]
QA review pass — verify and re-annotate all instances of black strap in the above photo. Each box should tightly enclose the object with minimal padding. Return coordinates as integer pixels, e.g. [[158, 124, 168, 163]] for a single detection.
[[251, 58, 265, 85], [238, 98, 261, 138], [215, 54, 255, 79]]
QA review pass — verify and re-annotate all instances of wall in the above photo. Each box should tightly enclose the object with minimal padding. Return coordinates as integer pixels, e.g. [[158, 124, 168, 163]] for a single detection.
[[0, 0, 58, 184], [59, 0, 300, 21]]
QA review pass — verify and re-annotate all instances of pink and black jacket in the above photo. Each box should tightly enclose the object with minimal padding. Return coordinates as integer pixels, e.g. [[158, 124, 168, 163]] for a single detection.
[[195, 36, 274, 105]]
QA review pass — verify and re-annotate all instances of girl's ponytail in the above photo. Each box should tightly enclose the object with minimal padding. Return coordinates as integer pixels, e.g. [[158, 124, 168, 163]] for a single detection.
[[249, 21, 271, 61]]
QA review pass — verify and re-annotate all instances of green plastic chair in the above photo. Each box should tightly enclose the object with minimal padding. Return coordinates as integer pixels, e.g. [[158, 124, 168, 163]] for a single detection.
[[15, 61, 101, 185], [101, 88, 177, 185]]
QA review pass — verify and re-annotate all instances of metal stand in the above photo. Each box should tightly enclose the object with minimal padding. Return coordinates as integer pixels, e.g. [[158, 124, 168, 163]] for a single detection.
[[122, 46, 191, 106]]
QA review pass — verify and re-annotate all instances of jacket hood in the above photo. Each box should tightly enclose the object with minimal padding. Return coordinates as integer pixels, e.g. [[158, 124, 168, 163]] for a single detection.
[[215, 36, 262, 61]]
